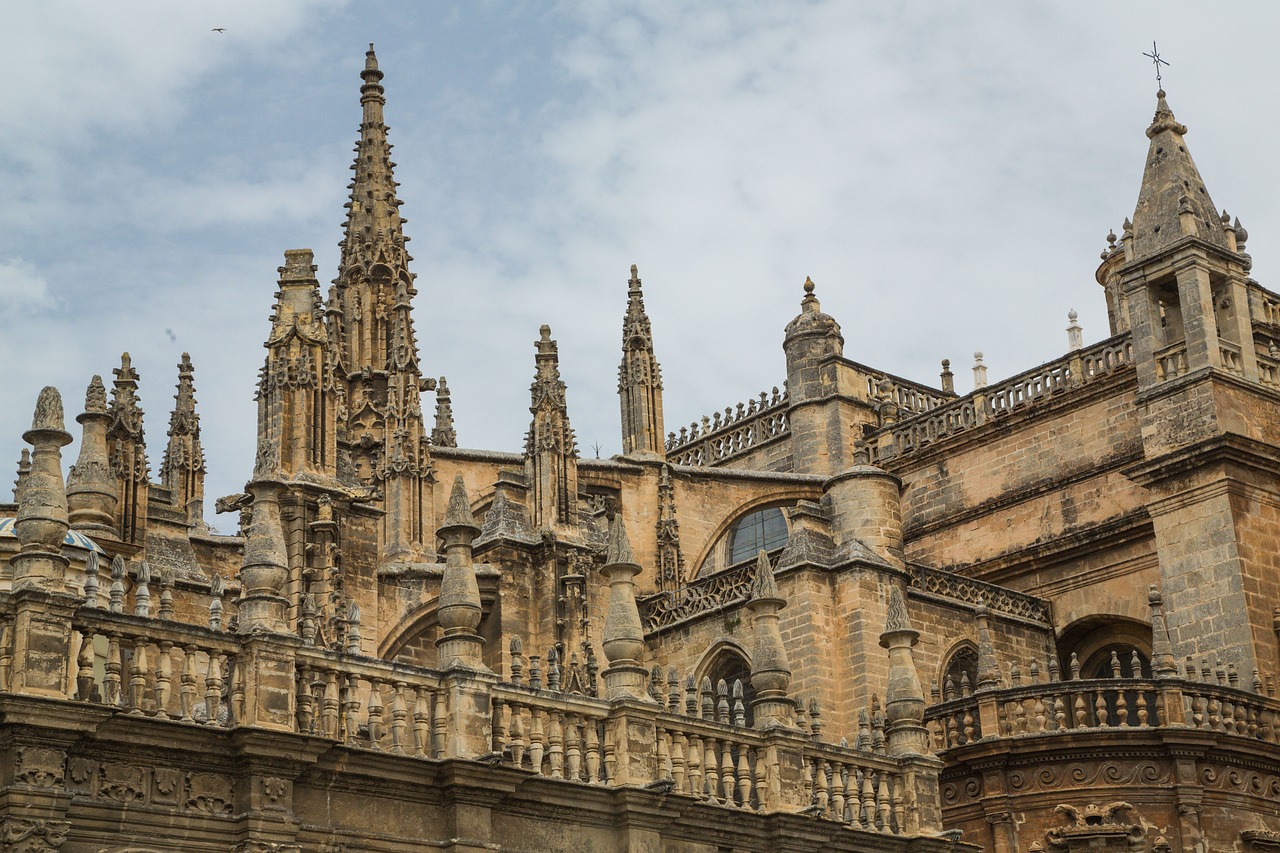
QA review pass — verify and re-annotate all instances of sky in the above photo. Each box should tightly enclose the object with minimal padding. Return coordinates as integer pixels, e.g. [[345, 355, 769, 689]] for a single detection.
[[2, 2, 1278, 531]]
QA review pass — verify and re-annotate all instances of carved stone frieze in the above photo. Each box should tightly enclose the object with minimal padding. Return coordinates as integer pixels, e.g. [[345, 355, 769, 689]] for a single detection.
[[1199, 765, 1280, 798], [941, 775, 982, 805], [13, 748, 65, 789], [152, 768, 181, 805], [0, 816, 70, 852], [98, 762, 147, 804], [185, 772, 233, 815], [1006, 761, 1169, 793]]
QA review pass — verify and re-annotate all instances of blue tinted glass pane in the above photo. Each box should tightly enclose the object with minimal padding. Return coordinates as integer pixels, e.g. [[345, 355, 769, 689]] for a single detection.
[[728, 507, 788, 564]]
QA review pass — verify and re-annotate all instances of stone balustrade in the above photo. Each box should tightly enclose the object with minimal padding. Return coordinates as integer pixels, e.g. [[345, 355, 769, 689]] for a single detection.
[[924, 666, 1280, 752], [876, 334, 1134, 460], [639, 552, 766, 634], [906, 564, 1052, 626], [665, 387, 790, 467]]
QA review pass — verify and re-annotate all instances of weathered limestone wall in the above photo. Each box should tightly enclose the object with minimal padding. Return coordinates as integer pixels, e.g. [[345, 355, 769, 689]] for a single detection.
[[907, 596, 1055, 693]]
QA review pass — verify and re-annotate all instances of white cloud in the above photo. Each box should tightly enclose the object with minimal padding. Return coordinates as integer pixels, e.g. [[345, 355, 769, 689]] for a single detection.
[[0, 258, 55, 313]]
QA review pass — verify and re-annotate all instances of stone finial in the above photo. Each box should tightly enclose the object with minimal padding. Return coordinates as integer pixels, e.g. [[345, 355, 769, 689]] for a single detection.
[[431, 377, 457, 448], [974, 603, 1001, 691], [236, 483, 290, 633], [14, 388, 74, 589], [68, 375, 118, 534], [13, 449, 31, 503], [879, 586, 927, 755], [972, 352, 988, 390], [600, 513, 651, 701], [940, 359, 955, 395], [748, 550, 792, 728], [1147, 585, 1178, 678], [1066, 309, 1083, 351], [435, 475, 485, 670]]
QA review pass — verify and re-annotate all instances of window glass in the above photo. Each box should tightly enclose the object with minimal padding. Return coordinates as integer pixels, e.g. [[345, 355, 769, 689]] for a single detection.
[[728, 507, 788, 565]]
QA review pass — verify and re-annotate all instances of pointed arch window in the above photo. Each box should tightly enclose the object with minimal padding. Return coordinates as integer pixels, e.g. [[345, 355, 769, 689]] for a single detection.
[[727, 507, 788, 565]]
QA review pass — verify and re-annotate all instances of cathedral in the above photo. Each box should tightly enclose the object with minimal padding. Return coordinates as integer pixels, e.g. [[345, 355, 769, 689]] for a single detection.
[[1, 45, 1278, 853]]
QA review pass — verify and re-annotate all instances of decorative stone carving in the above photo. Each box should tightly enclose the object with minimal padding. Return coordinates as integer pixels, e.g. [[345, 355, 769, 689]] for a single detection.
[[0, 816, 70, 852], [1044, 802, 1146, 851], [13, 747, 65, 788], [185, 772, 233, 815], [261, 776, 289, 808], [152, 767, 181, 805], [98, 762, 147, 804], [67, 757, 94, 794], [1242, 829, 1280, 851]]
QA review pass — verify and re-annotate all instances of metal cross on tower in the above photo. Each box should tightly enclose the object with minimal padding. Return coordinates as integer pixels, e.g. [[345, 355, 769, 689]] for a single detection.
[[1143, 41, 1170, 89]]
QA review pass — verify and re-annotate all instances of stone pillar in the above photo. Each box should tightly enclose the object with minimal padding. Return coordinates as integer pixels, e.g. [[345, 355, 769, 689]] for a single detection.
[[783, 277, 845, 476], [600, 514, 651, 702], [1173, 254, 1221, 372], [823, 464, 903, 566], [973, 604, 1002, 739], [748, 550, 793, 728], [436, 475, 486, 671]]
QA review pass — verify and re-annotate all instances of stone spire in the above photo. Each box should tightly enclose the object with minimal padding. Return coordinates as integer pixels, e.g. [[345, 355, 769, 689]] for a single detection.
[[431, 376, 457, 448], [435, 475, 485, 670], [1148, 584, 1178, 678], [600, 512, 650, 701], [12, 449, 30, 503], [106, 353, 149, 545], [13, 387, 73, 590], [879, 586, 928, 755], [618, 264, 665, 459], [783, 277, 846, 475], [161, 354, 206, 526], [525, 325, 578, 529], [256, 250, 338, 483], [1129, 90, 1229, 263], [747, 550, 792, 727], [332, 43, 418, 378], [67, 375, 118, 535]]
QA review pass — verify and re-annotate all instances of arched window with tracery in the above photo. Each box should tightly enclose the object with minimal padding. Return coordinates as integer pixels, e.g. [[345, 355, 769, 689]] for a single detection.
[[700, 647, 756, 726], [941, 643, 979, 700]]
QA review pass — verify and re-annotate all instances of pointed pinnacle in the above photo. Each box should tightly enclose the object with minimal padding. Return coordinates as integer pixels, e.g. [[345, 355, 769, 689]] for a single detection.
[[28, 387, 69, 438], [605, 512, 637, 567], [883, 585, 912, 634], [85, 375, 107, 414], [750, 549, 780, 601], [441, 475, 478, 531]]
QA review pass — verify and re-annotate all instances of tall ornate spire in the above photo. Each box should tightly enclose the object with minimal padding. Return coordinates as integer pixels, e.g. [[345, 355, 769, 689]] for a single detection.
[[525, 325, 578, 529], [333, 43, 417, 377], [67, 376, 118, 535], [1129, 90, 1230, 262], [618, 264, 665, 458], [107, 353, 149, 545], [162, 354, 206, 526]]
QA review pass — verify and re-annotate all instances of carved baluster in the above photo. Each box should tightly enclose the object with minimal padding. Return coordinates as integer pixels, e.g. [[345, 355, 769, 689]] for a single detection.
[[891, 774, 905, 834], [720, 738, 735, 804], [75, 629, 96, 701], [1192, 690, 1207, 729], [322, 671, 340, 739], [0, 620, 10, 693], [848, 766, 862, 826], [104, 633, 123, 707], [295, 665, 314, 733], [1033, 693, 1046, 732], [366, 679, 385, 748], [945, 710, 958, 747], [1094, 688, 1108, 727], [753, 748, 767, 811], [877, 772, 892, 831], [670, 731, 686, 792], [1073, 691, 1087, 728], [1220, 693, 1236, 734], [1134, 688, 1149, 726], [204, 651, 223, 724], [1115, 684, 1128, 726], [703, 737, 720, 802], [1069, 652, 1081, 680], [490, 697, 506, 757], [154, 642, 172, 718], [528, 709, 545, 775], [736, 746, 751, 808], [1013, 695, 1027, 733], [961, 705, 975, 744], [813, 759, 830, 816], [177, 645, 197, 720], [602, 719, 617, 785], [548, 710, 565, 779], [685, 733, 703, 797], [432, 688, 448, 758], [1207, 691, 1223, 732], [505, 702, 524, 768], [1052, 694, 1066, 730], [390, 682, 407, 754], [413, 688, 430, 756], [343, 675, 362, 745], [830, 762, 846, 822], [860, 768, 876, 828], [584, 716, 600, 783], [655, 726, 671, 783]]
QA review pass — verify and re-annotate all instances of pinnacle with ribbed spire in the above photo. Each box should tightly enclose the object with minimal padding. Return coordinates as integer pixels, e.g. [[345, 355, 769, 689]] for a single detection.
[[431, 377, 457, 448], [618, 264, 665, 458], [162, 353, 206, 526], [1129, 89, 1230, 262]]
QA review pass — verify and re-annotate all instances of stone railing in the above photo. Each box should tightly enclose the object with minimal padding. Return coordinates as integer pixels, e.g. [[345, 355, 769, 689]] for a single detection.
[[924, 661, 1280, 752], [877, 335, 1133, 460], [1154, 341, 1188, 381], [906, 564, 1052, 626], [639, 551, 777, 634], [1220, 340, 1244, 376], [665, 387, 789, 467], [853, 364, 952, 416], [1259, 353, 1280, 388]]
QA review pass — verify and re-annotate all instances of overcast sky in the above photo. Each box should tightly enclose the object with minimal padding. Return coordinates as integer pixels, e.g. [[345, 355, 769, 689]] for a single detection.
[[3, 2, 1277, 530]]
